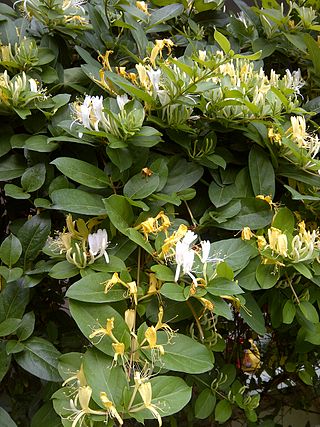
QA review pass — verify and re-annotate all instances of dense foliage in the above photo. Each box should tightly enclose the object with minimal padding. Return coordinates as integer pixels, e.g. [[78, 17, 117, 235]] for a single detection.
[[1, 0, 320, 425]]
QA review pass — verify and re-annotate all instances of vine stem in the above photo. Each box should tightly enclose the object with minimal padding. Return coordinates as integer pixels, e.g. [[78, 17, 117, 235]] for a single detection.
[[286, 272, 300, 305], [186, 300, 204, 342]]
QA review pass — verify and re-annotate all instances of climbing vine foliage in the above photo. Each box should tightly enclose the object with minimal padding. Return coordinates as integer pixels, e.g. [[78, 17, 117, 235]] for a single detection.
[[1, 0, 320, 425]]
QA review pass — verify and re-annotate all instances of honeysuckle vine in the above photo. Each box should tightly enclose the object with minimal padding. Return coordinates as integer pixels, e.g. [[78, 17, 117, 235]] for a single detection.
[[1, 0, 320, 426]]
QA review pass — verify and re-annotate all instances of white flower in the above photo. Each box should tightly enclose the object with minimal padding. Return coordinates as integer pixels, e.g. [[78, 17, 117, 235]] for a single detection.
[[181, 230, 197, 246], [88, 229, 109, 263], [116, 94, 129, 110], [29, 78, 38, 92], [147, 68, 161, 93], [174, 240, 196, 285], [200, 240, 210, 263], [285, 69, 304, 95]]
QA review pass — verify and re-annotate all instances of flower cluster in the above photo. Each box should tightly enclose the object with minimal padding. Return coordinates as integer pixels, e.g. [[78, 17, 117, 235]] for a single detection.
[[242, 221, 320, 265], [0, 38, 39, 72], [20, 0, 89, 29], [0, 71, 45, 113], [72, 94, 145, 141], [50, 214, 109, 269]]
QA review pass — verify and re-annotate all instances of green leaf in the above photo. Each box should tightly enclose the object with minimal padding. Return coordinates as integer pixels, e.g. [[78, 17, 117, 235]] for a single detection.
[[298, 369, 313, 386], [123, 172, 160, 199], [31, 402, 61, 427], [14, 337, 61, 381], [49, 261, 79, 279], [195, 389, 216, 419], [214, 399, 232, 423], [136, 376, 192, 418], [207, 278, 243, 296], [51, 189, 107, 215], [0, 281, 29, 323], [272, 207, 295, 234], [17, 214, 51, 265], [248, 146, 275, 197], [215, 198, 273, 230], [148, 4, 184, 27], [66, 272, 125, 303], [304, 33, 320, 75], [256, 264, 280, 289], [24, 135, 59, 152], [160, 282, 186, 301], [83, 348, 127, 407], [293, 263, 313, 279], [152, 332, 214, 374], [0, 154, 26, 180], [21, 164, 46, 192], [210, 239, 256, 272], [69, 300, 131, 357], [0, 342, 11, 381], [51, 157, 110, 189], [209, 181, 236, 208], [236, 257, 261, 291], [4, 184, 30, 200], [103, 195, 153, 254], [162, 159, 203, 194], [299, 301, 319, 323], [0, 266, 23, 283], [150, 265, 175, 282], [0, 234, 22, 267], [16, 312, 35, 341], [216, 262, 234, 280], [0, 318, 21, 336], [282, 300, 296, 324], [240, 293, 266, 335], [214, 29, 231, 53], [0, 408, 17, 427]]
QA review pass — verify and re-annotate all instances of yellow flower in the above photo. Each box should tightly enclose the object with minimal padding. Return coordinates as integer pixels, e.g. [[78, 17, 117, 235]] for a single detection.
[[125, 309, 136, 332], [268, 127, 282, 144], [138, 381, 162, 426], [241, 339, 261, 373], [147, 272, 161, 295], [268, 227, 288, 257], [159, 224, 188, 258], [241, 227, 254, 240], [100, 392, 124, 425], [136, 211, 171, 240], [150, 39, 174, 66], [103, 272, 121, 294], [69, 386, 108, 427], [144, 326, 164, 355], [98, 50, 113, 71], [89, 317, 114, 339], [136, 1, 150, 14], [112, 342, 125, 362]]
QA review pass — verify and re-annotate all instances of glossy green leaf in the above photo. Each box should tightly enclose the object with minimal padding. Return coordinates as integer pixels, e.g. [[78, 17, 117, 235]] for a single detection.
[[282, 300, 296, 324], [0, 234, 22, 267], [240, 293, 266, 335], [0, 408, 17, 427], [0, 266, 23, 283], [0, 154, 26, 180], [0, 318, 21, 336], [21, 164, 46, 192], [17, 214, 51, 265], [214, 29, 231, 53], [51, 157, 110, 189], [149, 3, 184, 27], [214, 399, 232, 423], [24, 135, 59, 152], [195, 389, 216, 419], [299, 301, 319, 323], [256, 264, 280, 289], [14, 337, 61, 381], [16, 312, 35, 341], [160, 282, 186, 301], [66, 271, 125, 302], [151, 332, 214, 374], [248, 146, 275, 197], [49, 261, 79, 279], [0, 342, 11, 381], [51, 189, 107, 215], [123, 172, 160, 199], [0, 281, 29, 323], [30, 402, 61, 427], [69, 300, 131, 357], [4, 184, 30, 200]]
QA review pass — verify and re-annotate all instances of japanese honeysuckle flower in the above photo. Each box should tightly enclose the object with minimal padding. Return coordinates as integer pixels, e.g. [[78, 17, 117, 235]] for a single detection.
[[289, 221, 319, 263], [136, 1, 150, 14], [100, 392, 123, 425], [112, 342, 125, 363], [87, 229, 109, 263], [284, 69, 304, 95], [144, 326, 164, 355], [200, 240, 211, 263], [89, 317, 114, 340], [290, 115, 307, 146], [68, 385, 109, 427], [138, 381, 162, 426], [150, 39, 174, 67], [267, 227, 288, 257], [181, 230, 197, 246], [198, 50, 207, 61], [116, 93, 129, 110], [146, 68, 161, 93], [174, 240, 196, 284]]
